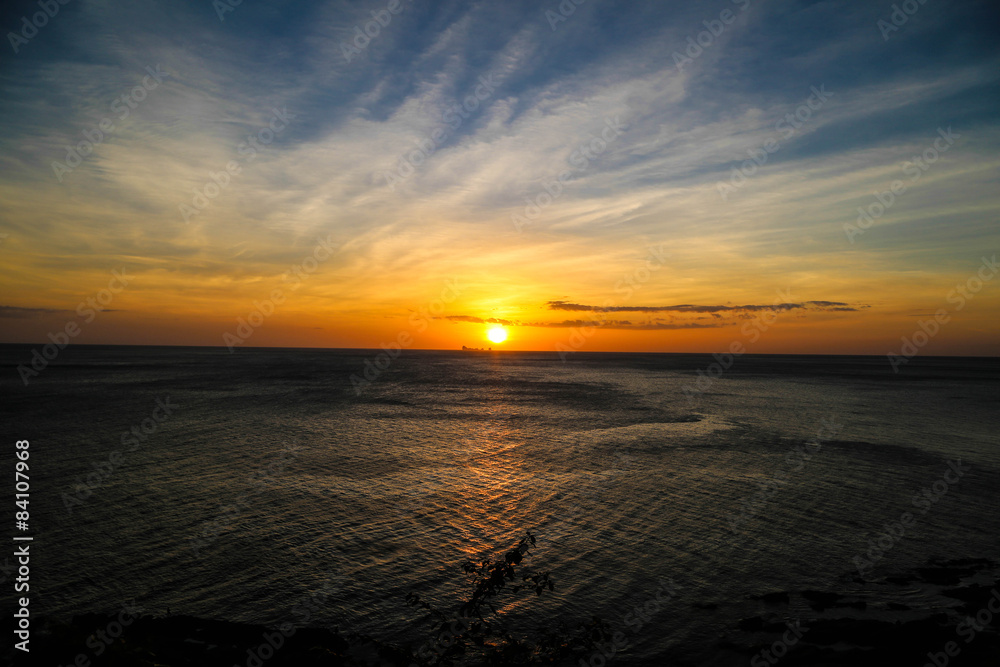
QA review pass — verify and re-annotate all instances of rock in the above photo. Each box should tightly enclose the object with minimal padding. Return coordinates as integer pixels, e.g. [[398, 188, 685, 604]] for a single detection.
[[801, 590, 841, 610], [749, 591, 790, 605]]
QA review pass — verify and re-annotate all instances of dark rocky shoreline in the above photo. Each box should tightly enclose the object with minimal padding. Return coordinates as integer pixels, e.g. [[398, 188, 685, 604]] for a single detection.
[[19, 558, 1000, 666], [23, 614, 370, 667], [724, 558, 1000, 666]]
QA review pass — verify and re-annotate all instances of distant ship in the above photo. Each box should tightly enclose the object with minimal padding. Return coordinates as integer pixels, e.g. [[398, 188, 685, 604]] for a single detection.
[[461, 346, 492, 351]]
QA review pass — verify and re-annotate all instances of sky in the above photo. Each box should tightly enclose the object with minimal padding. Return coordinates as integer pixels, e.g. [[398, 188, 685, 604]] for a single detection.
[[1, 0, 998, 355]]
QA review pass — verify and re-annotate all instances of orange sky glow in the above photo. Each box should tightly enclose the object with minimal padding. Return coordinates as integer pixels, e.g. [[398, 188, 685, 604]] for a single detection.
[[2, 1, 998, 357]]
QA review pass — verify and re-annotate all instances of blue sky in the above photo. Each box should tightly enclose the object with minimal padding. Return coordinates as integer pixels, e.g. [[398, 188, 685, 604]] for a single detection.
[[1, 0, 998, 353]]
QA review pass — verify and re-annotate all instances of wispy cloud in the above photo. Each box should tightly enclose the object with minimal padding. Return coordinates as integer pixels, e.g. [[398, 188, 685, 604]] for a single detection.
[[0, 0, 997, 353], [0, 305, 70, 318], [441, 315, 515, 325], [546, 301, 862, 314], [523, 320, 724, 330]]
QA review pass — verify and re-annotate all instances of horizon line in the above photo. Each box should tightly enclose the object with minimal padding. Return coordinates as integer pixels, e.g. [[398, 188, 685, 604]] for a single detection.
[[0, 341, 997, 359]]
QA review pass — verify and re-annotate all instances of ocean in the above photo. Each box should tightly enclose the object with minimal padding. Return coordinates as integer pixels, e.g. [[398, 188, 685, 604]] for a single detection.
[[2, 345, 999, 665]]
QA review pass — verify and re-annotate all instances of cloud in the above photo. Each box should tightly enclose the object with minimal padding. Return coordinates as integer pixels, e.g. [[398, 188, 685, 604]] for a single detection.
[[0, 1, 996, 353], [524, 319, 723, 330], [0, 305, 70, 318], [441, 315, 726, 330], [546, 300, 862, 313], [439, 295, 864, 334], [441, 315, 515, 325]]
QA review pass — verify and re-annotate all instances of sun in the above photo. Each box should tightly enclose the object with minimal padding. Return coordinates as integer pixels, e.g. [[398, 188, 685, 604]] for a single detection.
[[486, 326, 508, 344]]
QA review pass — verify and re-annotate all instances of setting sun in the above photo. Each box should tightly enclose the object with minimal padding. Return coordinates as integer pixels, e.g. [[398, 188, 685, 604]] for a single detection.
[[487, 327, 508, 344]]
